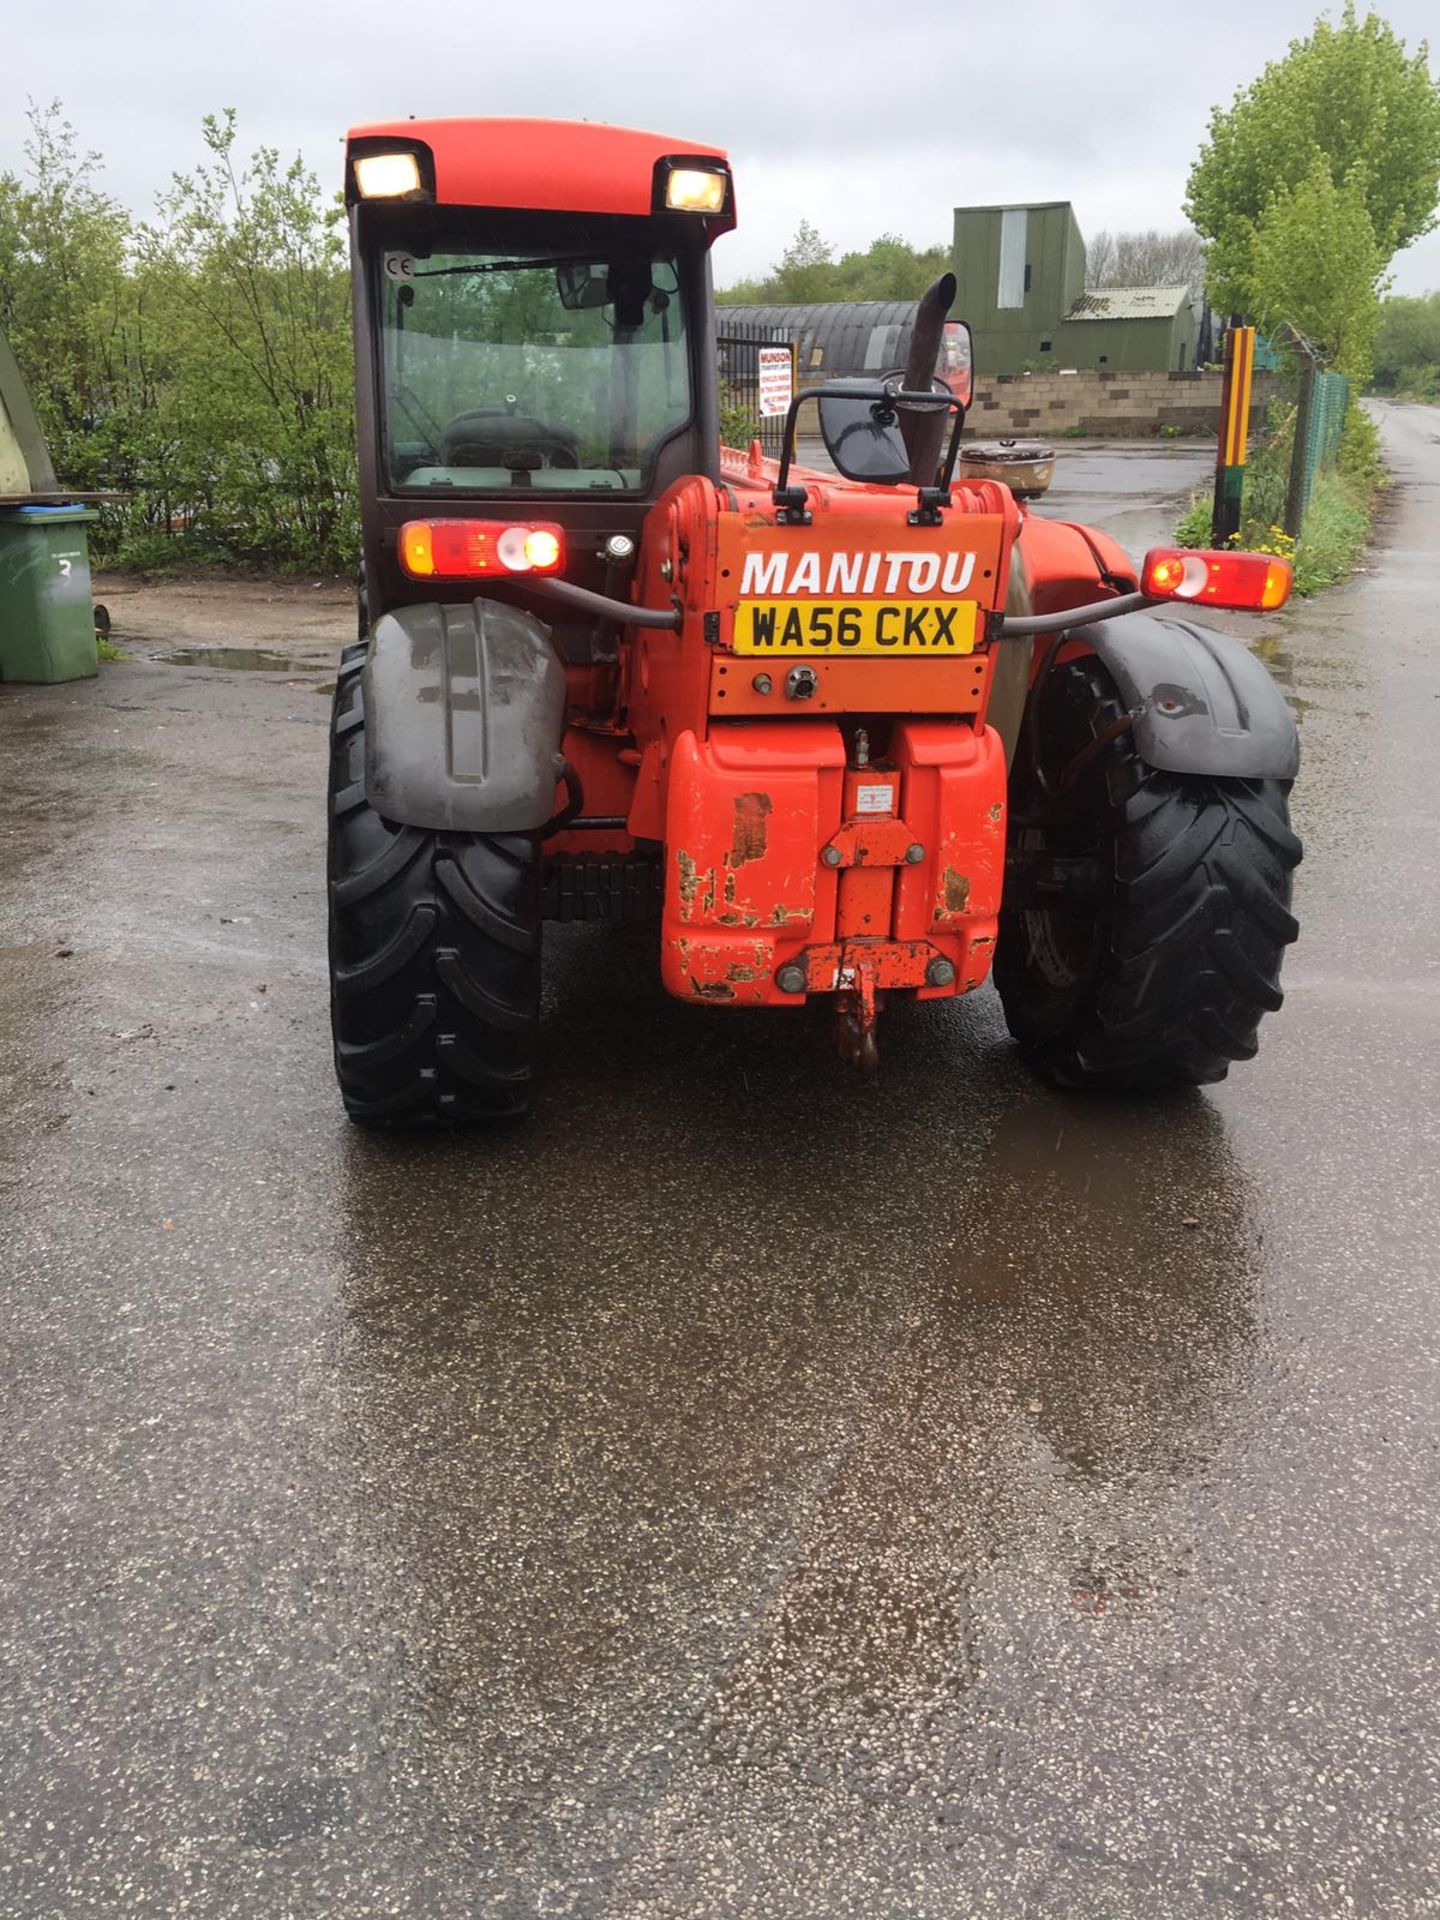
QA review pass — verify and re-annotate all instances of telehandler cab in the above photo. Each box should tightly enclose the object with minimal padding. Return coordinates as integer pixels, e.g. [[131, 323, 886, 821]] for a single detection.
[[330, 119, 1301, 1124]]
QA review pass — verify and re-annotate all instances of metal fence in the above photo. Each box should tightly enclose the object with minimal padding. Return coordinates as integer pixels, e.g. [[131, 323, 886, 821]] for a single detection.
[[716, 319, 794, 461], [1284, 369, 1349, 539]]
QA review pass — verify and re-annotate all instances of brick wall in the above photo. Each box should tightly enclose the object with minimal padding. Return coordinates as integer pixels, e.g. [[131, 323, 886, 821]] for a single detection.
[[965, 369, 1275, 438]]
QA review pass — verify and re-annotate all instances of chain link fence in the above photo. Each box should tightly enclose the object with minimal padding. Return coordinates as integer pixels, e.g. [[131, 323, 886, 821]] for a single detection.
[[1284, 369, 1349, 539]]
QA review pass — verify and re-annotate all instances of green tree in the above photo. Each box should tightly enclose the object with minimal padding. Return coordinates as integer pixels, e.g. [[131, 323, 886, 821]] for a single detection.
[[1185, 6, 1440, 319], [1085, 227, 1207, 296], [138, 110, 355, 565], [770, 219, 835, 302], [832, 232, 951, 302], [1248, 156, 1387, 376], [717, 224, 950, 305], [1372, 288, 1440, 393], [0, 100, 131, 477]]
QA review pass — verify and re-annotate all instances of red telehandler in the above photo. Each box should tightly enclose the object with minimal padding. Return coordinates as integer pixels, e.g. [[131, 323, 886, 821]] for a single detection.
[[330, 120, 1300, 1124]]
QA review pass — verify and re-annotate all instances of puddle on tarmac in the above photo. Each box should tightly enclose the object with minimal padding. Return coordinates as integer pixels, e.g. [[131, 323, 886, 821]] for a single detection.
[[1253, 633, 1363, 722], [153, 647, 328, 673]]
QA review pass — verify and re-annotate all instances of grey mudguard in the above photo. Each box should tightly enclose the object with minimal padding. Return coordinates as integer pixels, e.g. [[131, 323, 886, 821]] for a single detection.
[[1084, 612, 1300, 780], [363, 598, 566, 832]]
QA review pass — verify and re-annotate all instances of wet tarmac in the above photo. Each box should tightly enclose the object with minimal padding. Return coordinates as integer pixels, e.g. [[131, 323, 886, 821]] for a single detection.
[[1037, 437, 1213, 561], [1, 405, 1437, 1916], [144, 647, 325, 674]]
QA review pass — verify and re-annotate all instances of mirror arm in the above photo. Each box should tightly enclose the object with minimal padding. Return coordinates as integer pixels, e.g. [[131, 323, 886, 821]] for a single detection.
[[770, 388, 815, 523], [524, 577, 684, 630], [937, 403, 967, 490], [908, 397, 968, 526], [989, 591, 1154, 638]]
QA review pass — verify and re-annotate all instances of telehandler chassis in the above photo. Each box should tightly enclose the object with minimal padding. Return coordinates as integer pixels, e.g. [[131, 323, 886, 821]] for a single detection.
[[330, 119, 1300, 1125]]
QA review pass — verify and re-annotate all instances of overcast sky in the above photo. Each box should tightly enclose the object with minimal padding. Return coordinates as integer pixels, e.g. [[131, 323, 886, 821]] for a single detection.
[[3, 0, 1437, 296]]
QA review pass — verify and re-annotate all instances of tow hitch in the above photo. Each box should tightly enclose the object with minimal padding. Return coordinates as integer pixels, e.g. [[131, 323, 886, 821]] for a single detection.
[[836, 954, 882, 1073]]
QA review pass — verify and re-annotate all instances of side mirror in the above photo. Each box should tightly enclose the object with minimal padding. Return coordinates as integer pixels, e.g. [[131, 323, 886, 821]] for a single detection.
[[818, 380, 911, 485], [555, 263, 608, 311], [938, 320, 974, 408]]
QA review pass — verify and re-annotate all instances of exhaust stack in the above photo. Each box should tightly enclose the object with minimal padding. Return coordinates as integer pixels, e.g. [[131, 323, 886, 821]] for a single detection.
[[898, 271, 957, 489]]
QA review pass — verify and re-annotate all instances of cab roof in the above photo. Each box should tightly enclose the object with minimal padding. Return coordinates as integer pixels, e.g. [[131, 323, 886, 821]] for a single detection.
[[345, 117, 735, 237]]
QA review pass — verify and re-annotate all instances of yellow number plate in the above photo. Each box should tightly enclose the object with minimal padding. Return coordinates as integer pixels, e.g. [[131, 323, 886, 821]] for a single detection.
[[733, 599, 979, 655]]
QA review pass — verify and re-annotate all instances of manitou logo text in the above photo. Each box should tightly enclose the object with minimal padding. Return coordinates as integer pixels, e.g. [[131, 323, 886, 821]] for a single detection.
[[739, 549, 977, 598]]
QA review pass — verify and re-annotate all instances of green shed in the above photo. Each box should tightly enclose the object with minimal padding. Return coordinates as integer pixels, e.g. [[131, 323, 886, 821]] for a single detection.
[[1060, 286, 1196, 372], [952, 202, 1198, 376], [953, 203, 1086, 374]]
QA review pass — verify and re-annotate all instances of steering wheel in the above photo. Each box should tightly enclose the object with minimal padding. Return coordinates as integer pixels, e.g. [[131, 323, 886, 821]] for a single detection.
[[439, 408, 580, 469]]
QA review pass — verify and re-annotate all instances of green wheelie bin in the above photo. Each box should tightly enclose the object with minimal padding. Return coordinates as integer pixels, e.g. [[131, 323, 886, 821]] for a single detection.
[[0, 503, 100, 683]]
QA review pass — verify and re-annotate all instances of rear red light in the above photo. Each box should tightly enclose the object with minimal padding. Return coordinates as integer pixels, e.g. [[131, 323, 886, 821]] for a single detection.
[[1141, 546, 1292, 612], [398, 519, 566, 580]]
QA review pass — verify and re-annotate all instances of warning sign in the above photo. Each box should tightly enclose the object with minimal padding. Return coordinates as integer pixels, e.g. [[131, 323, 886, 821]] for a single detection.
[[757, 345, 794, 419]]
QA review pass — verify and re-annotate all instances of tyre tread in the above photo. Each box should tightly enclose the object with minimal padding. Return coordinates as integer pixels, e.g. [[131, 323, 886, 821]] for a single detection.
[[996, 659, 1301, 1091], [327, 664, 539, 1127]]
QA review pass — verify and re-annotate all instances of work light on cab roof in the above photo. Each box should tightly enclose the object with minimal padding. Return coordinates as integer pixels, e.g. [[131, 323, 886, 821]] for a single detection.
[[352, 150, 424, 199], [328, 113, 1304, 1126], [663, 165, 728, 214]]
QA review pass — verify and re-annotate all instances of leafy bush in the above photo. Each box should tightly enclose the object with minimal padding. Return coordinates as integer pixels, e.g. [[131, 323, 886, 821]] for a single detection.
[[1, 103, 357, 575], [1386, 365, 1440, 401], [719, 393, 758, 450], [1373, 289, 1440, 397], [1338, 402, 1386, 491], [1174, 492, 1212, 547]]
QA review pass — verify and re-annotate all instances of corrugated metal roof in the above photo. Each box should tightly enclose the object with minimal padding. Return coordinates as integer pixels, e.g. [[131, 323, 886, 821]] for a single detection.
[[1065, 286, 1190, 322], [717, 302, 919, 376]]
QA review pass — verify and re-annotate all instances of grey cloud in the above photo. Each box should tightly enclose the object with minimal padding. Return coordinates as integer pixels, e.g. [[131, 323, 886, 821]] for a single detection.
[[3, 0, 1437, 291]]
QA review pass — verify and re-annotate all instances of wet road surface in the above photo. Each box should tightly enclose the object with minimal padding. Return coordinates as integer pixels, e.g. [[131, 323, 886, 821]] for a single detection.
[[2, 407, 1438, 1916], [1038, 437, 1212, 561]]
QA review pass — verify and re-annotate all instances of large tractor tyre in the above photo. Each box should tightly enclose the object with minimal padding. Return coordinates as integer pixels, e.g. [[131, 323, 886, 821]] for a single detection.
[[327, 643, 541, 1127], [995, 656, 1301, 1092]]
